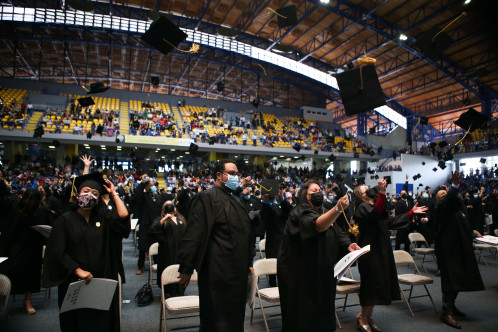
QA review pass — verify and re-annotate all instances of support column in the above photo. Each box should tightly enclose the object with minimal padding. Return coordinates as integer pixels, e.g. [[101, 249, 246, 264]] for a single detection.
[[66, 144, 78, 159]]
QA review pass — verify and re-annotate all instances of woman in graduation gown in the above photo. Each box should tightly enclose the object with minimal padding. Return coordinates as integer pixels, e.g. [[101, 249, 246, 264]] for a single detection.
[[431, 172, 484, 329], [277, 180, 359, 332], [42, 173, 130, 332], [353, 178, 427, 332], [149, 200, 186, 297], [0, 188, 51, 315]]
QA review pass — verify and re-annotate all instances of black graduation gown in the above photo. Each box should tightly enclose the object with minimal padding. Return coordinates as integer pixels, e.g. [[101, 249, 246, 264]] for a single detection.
[[42, 205, 130, 332], [261, 200, 291, 258], [277, 203, 351, 332], [0, 208, 51, 294], [178, 186, 252, 332], [431, 187, 484, 293], [149, 215, 186, 296], [131, 183, 161, 251], [354, 199, 410, 306]]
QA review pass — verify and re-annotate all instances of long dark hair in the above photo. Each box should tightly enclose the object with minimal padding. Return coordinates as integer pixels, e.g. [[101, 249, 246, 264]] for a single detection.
[[18, 189, 42, 216], [296, 180, 320, 205]]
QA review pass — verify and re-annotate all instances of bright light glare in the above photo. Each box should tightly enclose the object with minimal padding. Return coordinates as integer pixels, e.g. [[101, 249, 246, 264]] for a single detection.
[[399, 34, 408, 41]]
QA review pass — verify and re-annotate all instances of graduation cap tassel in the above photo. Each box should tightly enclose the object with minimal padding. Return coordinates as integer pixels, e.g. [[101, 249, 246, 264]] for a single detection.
[[162, 38, 200, 53], [266, 7, 287, 18], [454, 123, 472, 146], [257, 64, 267, 76], [338, 202, 359, 237], [69, 176, 76, 203], [432, 12, 467, 43], [357, 54, 376, 91], [82, 85, 89, 92]]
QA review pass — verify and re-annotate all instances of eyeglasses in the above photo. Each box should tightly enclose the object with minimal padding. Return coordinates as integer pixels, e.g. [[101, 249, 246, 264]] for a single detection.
[[223, 171, 241, 177]]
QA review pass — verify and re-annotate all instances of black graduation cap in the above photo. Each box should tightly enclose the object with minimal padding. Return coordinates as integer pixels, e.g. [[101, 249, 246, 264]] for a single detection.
[[188, 143, 198, 154], [444, 150, 453, 161], [384, 176, 391, 185], [480, 158, 486, 164], [433, 167, 438, 172], [426, 186, 431, 190], [370, 175, 375, 179], [293, 143, 301, 153], [300, 155, 306, 161], [415, 25, 454, 58], [141, 15, 188, 56], [429, 142, 437, 149], [274, 43, 299, 53], [78, 97, 95, 107], [367, 168, 375, 174], [276, 5, 297, 29], [217, 26, 240, 38], [369, 150, 375, 156], [66, 0, 94, 12], [86, 82, 110, 94], [438, 141, 448, 148], [374, 175, 379, 179], [353, 153, 359, 158], [328, 154, 336, 162], [419, 183, 424, 187], [314, 150, 318, 155], [412, 174, 419, 181], [73, 172, 106, 196], [336, 64, 386, 116], [151, 76, 160, 85], [454, 108, 488, 132], [421, 161, 426, 166], [259, 179, 279, 197], [438, 161, 447, 170], [252, 97, 260, 108], [420, 116, 429, 125], [209, 137, 216, 145]]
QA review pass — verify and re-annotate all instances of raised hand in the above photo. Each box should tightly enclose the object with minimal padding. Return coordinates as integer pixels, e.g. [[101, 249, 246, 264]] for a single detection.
[[451, 171, 461, 186], [411, 202, 428, 215], [336, 194, 350, 210], [377, 178, 387, 193], [103, 178, 115, 194], [79, 154, 94, 167]]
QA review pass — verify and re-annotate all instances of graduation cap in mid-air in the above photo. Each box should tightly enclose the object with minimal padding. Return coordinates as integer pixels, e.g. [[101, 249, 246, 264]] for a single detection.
[[384, 176, 391, 185], [66, 0, 94, 12], [454, 108, 488, 133], [420, 116, 429, 125], [328, 154, 336, 162], [374, 175, 379, 180], [300, 155, 306, 161], [412, 174, 422, 181], [77, 97, 95, 107], [444, 150, 453, 161], [433, 167, 438, 172], [419, 183, 424, 187], [438, 161, 447, 170], [421, 161, 426, 166], [336, 64, 386, 116], [438, 141, 448, 148], [415, 25, 454, 59], [141, 15, 189, 56], [293, 143, 301, 153], [188, 143, 199, 154], [480, 158, 486, 164], [275, 5, 297, 29], [86, 82, 110, 94], [258, 179, 279, 197]]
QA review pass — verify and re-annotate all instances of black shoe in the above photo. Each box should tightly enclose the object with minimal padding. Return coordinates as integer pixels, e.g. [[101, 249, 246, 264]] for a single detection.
[[441, 314, 461, 329], [453, 306, 466, 318]]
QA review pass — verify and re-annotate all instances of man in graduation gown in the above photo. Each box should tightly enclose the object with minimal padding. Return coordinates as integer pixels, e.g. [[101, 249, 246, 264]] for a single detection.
[[178, 160, 253, 332], [394, 176, 415, 252], [131, 174, 161, 275], [42, 174, 130, 332], [278, 181, 357, 332], [431, 172, 485, 329]]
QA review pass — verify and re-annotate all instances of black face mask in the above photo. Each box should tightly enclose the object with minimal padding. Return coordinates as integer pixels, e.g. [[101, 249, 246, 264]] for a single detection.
[[163, 204, 175, 213], [365, 187, 378, 199], [401, 193, 408, 199], [310, 192, 324, 207]]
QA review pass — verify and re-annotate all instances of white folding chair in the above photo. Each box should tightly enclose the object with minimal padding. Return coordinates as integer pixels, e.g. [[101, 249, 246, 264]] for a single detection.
[[393, 250, 438, 317], [408, 232, 436, 273], [258, 239, 266, 259], [250, 258, 280, 332], [148, 242, 159, 295], [473, 230, 498, 265], [494, 229, 498, 237], [159, 264, 199, 332]]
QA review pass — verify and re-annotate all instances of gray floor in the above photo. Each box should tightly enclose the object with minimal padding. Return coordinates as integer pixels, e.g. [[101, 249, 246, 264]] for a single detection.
[[6, 235, 498, 332]]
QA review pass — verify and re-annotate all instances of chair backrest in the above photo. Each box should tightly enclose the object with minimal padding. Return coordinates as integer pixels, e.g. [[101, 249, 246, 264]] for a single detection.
[[393, 250, 415, 265], [408, 232, 427, 245], [259, 239, 266, 252], [161, 264, 198, 286], [0, 274, 11, 313], [253, 258, 277, 277], [149, 242, 159, 256]]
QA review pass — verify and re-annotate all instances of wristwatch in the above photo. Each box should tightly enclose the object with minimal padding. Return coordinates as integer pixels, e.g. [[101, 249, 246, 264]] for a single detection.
[[334, 206, 340, 212]]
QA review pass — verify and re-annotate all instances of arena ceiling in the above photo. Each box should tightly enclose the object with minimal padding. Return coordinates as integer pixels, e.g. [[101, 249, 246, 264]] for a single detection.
[[0, 0, 497, 139]]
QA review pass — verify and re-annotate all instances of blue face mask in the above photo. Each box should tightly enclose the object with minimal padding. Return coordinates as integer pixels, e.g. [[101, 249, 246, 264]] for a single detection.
[[422, 193, 429, 199], [224, 174, 239, 191], [329, 195, 334, 201], [150, 186, 157, 193], [244, 195, 251, 200], [473, 194, 478, 199]]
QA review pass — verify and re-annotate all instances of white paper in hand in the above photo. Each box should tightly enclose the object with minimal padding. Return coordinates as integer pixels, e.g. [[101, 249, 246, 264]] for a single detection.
[[474, 235, 498, 246], [60, 278, 118, 313], [334, 245, 371, 280]]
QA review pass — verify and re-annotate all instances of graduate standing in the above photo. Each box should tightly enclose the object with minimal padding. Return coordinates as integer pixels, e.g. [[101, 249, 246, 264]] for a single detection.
[[149, 200, 186, 297], [353, 178, 427, 332], [431, 172, 484, 329], [277, 180, 358, 332], [178, 160, 253, 332], [42, 173, 130, 332]]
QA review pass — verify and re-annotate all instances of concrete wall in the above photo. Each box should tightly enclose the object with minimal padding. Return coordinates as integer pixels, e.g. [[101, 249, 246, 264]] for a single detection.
[[364, 126, 408, 150]]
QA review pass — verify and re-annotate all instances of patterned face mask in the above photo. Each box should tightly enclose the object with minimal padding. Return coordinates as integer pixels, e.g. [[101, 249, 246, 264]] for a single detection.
[[78, 192, 98, 210]]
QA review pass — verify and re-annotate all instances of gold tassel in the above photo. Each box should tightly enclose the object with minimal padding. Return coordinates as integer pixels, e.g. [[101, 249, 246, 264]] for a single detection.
[[162, 39, 200, 53], [358, 53, 376, 91], [69, 176, 76, 202], [266, 7, 287, 18], [338, 202, 359, 236], [432, 12, 467, 43], [455, 123, 472, 146]]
